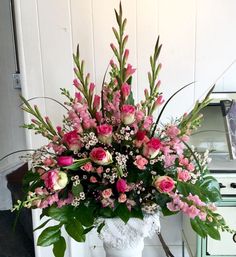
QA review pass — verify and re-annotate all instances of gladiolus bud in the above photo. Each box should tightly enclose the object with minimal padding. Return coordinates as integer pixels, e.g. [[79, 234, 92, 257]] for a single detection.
[[121, 83, 131, 100], [124, 49, 129, 62], [75, 92, 83, 103], [155, 95, 164, 107], [89, 83, 95, 93], [93, 95, 100, 110]]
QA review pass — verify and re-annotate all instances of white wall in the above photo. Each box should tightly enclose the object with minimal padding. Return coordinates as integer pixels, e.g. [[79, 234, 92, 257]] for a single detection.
[[14, 0, 236, 257]]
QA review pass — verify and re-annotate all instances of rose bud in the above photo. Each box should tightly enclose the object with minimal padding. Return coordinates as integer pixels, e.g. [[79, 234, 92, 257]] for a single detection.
[[121, 83, 131, 100], [116, 179, 127, 193], [57, 156, 73, 167], [97, 124, 113, 144], [90, 147, 112, 165], [143, 137, 162, 159], [42, 170, 68, 191], [121, 104, 136, 125], [154, 175, 175, 193]]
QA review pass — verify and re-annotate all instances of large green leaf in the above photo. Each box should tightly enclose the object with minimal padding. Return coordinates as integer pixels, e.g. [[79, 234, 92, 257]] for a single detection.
[[37, 224, 61, 246], [43, 205, 73, 223], [190, 219, 207, 238], [53, 236, 66, 257], [115, 204, 130, 223], [205, 223, 221, 240], [74, 203, 94, 227], [198, 176, 221, 202], [33, 218, 52, 232], [65, 219, 85, 242]]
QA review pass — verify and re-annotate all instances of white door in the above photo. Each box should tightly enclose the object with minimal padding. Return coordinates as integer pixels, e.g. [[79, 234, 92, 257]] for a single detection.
[[0, 0, 26, 209]]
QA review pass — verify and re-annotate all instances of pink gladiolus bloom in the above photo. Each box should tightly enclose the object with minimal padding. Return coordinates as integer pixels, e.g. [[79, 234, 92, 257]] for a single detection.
[[63, 130, 81, 151], [143, 116, 153, 131], [166, 125, 180, 138], [121, 104, 136, 125], [177, 168, 191, 182], [90, 147, 112, 165], [143, 137, 162, 159], [134, 155, 148, 170], [199, 212, 207, 221], [125, 64, 136, 79], [155, 95, 165, 107], [154, 176, 175, 193], [57, 156, 73, 167], [75, 92, 83, 103], [187, 193, 206, 207], [135, 110, 145, 122], [116, 179, 127, 193], [167, 201, 181, 212], [121, 83, 131, 100], [186, 205, 200, 219]]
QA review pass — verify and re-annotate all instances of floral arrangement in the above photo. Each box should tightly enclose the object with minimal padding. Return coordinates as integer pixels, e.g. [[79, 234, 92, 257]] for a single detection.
[[15, 3, 233, 257]]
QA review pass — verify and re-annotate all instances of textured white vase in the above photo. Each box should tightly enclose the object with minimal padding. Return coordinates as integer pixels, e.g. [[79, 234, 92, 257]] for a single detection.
[[98, 213, 160, 257]]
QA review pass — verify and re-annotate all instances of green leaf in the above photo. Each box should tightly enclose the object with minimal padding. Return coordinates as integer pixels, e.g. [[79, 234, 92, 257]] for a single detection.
[[99, 207, 115, 218], [37, 225, 61, 246], [97, 221, 105, 234], [65, 219, 85, 242], [53, 236, 66, 257], [131, 207, 144, 219], [115, 204, 130, 223], [83, 226, 94, 235], [65, 158, 90, 170], [72, 183, 83, 197], [205, 224, 221, 240], [199, 176, 221, 202], [74, 203, 94, 227], [33, 218, 52, 232], [126, 91, 135, 105], [43, 205, 73, 223], [190, 218, 207, 238]]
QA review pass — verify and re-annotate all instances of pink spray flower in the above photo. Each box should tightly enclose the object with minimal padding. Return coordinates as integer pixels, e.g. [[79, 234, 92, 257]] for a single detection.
[[118, 193, 127, 203], [102, 188, 113, 199], [177, 168, 191, 182], [185, 205, 200, 219], [82, 162, 94, 172]]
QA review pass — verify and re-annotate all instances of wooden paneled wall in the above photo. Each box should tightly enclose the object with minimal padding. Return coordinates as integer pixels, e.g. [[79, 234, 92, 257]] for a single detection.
[[14, 1, 236, 256]]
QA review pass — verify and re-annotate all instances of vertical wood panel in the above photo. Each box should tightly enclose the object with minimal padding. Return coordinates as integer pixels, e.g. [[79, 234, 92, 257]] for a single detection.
[[136, 0, 159, 103], [158, 0, 196, 122], [70, 0, 95, 84], [36, 0, 74, 124], [195, 0, 236, 99]]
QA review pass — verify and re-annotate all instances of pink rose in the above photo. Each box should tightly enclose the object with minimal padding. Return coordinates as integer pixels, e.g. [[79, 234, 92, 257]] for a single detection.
[[121, 83, 131, 100], [121, 105, 136, 125], [177, 168, 191, 182], [154, 176, 175, 193], [82, 162, 94, 172], [116, 179, 127, 193], [42, 170, 68, 191], [118, 193, 127, 203], [97, 124, 113, 144], [57, 156, 73, 167], [90, 147, 112, 165], [134, 155, 148, 170], [143, 137, 162, 158], [102, 188, 113, 198], [63, 130, 81, 151]]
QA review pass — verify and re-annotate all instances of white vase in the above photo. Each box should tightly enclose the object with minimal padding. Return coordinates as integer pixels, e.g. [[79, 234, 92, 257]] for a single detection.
[[98, 213, 160, 257]]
